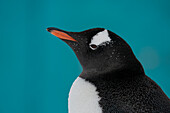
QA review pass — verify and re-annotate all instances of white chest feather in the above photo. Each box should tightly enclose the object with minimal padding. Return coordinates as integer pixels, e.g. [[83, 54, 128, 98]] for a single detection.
[[68, 77, 102, 113]]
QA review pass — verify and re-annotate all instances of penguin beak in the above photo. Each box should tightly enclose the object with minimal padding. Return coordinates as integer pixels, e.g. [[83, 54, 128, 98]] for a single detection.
[[46, 27, 77, 42]]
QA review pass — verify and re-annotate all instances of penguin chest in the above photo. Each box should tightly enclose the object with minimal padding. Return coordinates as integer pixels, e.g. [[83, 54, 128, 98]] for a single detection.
[[68, 77, 102, 113]]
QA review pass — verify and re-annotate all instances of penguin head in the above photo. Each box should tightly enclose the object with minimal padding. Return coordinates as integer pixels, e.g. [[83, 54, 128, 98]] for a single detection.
[[47, 27, 144, 75]]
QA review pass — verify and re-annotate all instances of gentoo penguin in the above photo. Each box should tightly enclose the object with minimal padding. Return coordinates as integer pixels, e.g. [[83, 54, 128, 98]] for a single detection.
[[47, 27, 170, 113]]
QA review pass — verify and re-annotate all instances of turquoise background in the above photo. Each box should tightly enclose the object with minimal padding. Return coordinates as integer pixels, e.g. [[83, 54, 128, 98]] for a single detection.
[[0, 0, 170, 113]]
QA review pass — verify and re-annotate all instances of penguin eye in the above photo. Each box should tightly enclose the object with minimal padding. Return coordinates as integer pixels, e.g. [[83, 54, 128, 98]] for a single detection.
[[90, 44, 98, 50]]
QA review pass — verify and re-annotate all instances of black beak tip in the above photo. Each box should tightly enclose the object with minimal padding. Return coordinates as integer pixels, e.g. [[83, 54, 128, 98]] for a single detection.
[[46, 27, 66, 33], [46, 27, 55, 32]]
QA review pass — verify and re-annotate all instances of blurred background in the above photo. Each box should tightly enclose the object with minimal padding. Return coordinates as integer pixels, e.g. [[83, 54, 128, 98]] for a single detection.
[[0, 0, 170, 113]]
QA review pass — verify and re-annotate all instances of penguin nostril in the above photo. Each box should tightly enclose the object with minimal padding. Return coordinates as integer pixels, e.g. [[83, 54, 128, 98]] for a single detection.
[[90, 44, 98, 50]]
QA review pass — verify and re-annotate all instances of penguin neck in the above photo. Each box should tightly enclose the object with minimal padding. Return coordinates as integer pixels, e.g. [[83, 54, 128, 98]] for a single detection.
[[80, 60, 145, 80]]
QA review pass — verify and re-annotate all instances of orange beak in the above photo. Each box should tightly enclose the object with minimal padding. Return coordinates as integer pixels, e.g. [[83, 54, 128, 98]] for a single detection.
[[46, 28, 76, 42]]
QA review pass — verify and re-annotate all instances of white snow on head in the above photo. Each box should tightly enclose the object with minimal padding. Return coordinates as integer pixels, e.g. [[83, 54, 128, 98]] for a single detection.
[[89, 29, 111, 50]]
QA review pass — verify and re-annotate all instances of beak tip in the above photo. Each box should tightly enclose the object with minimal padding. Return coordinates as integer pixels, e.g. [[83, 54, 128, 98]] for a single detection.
[[46, 28, 51, 32], [46, 27, 77, 42], [47, 27, 56, 32]]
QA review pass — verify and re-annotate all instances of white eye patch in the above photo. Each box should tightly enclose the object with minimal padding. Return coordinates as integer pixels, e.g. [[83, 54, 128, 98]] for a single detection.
[[89, 29, 111, 50]]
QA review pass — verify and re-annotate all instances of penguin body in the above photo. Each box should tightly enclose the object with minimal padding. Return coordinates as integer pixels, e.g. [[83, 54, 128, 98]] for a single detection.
[[80, 72, 170, 113], [47, 27, 170, 113]]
